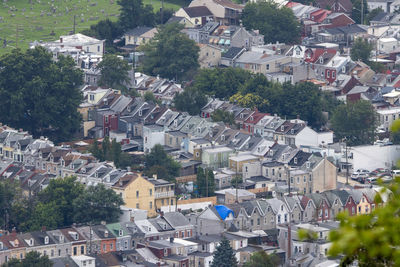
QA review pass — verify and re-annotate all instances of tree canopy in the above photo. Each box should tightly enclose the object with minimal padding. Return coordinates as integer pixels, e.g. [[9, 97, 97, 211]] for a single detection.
[[211, 238, 238, 267], [0, 47, 83, 141], [144, 144, 181, 181], [351, 0, 368, 24], [331, 100, 377, 146], [175, 68, 335, 129], [1, 177, 123, 232], [89, 137, 132, 168], [173, 86, 208, 116], [142, 23, 199, 81], [118, 0, 156, 31], [328, 180, 399, 266], [391, 119, 400, 144], [243, 251, 281, 267], [242, 1, 301, 44], [195, 167, 215, 197], [81, 19, 123, 48], [97, 54, 131, 90], [211, 109, 236, 125], [351, 38, 373, 63], [2, 251, 52, 267]]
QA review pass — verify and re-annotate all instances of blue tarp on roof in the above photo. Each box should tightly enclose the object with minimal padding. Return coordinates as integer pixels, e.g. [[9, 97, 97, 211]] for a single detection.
[[215, 205, 234, 220]]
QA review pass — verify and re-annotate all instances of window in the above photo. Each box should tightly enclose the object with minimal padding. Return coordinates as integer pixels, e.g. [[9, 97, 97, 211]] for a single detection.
[[278, 215, 281, 223], [327, 70, 330, 78], [58, 249, 61, 257], [291, 177, 294, 184], [149, 189, 152, 196], [332, 71, 336, 78], [97, 45, 100, 52], [257, 218, 260, 225], [250, 219, 254, 226], [136, 203, 139, 209], [358, 206, 361, 213], [103, 244, 106, 252], [284, 214, 288, 222], [110, 243, 113, 250], [297, 177, 300, 184], [150, 201, 153, 209], [266, 64, 270, 70], [136, 191, 139, 198], [303, 176, 306, 182], [81, 245, 85, 254], [105, 116, 109, 123], [73, 247, 77, 256], [164, 248, 168, 256]]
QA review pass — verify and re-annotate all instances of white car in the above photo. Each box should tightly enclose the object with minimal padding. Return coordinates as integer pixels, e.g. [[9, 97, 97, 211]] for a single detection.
[[352, 169, 369, 176]]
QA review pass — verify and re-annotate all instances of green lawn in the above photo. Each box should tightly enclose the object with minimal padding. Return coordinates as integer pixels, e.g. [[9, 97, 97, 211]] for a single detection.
[[0, 0, 183, 54]]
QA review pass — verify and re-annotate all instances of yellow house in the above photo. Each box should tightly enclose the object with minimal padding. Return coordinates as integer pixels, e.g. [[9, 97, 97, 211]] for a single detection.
[[112, 173, 175, 217], [229, 154, 259, 173], [354, 191, 372, 215]]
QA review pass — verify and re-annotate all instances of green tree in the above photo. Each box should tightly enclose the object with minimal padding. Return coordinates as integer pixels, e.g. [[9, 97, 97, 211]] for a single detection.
[[0, 181, 17, 230], [117, 0, 155, 31], [142, 23, 199, 81], [110, 138, 122, 167], [190, 67, 252, 99], [35, 177, 85, 229], [331, 100, 377, 146], [328, 180, 400, 266], [351, 0, 368, 24], [391, 119, 400, 144], [242, 1, 300, 44], [211, 238, 238, 267], [144, 144, 181, 181], [195, 167, 215, 197], [155, 8, 175, 24], [144, 91, 161, 105], [211, 109, 235, 125], [102, 136, 111, 160], [2, 251, 52, 267], [81, 19, 123, 47], [89, 139, 104, 161], [230, 93, 269, 111], [243, 251, 281, 267], [73, 184, 124, 224], [97, 54, 131, 90], [0, 47, 83, 141], [365, 7, 383, 24], [351, 38, 373, 63], [173, 86, 208, 115]]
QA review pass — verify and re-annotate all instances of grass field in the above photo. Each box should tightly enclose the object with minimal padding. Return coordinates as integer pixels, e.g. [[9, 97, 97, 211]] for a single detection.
[[0, 0, 183, 54]]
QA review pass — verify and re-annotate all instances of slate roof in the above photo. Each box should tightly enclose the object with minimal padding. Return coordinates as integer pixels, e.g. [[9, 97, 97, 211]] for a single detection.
[[125, 26, 153, 36], [163, 212, 191, 227], [222, 47, 245, 59], [183, 6, 213, 17]]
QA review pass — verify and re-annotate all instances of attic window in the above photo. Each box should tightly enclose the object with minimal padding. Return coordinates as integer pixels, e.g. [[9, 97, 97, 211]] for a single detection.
[[294, 157, 298, 164], [221, 135, 225, 141], [269, 150, 273, 156], [320, 58, 323, 64], [119, 229, 123, 237], [306, 162, 311, 168], [44, 236, 49, 245], [250, 116, 254, 121], [240, 113, 244, 119], [290, 129, 294, 134], [281, 126, 284, 131], [139, 110, 142, 117]]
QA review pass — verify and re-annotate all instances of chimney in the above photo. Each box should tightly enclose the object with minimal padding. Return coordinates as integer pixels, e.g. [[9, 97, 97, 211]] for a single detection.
[[41, 226, 46, 232], [153, 174, 157, 180], [11, 228, 17, 237], [60, 37, 63, 43]]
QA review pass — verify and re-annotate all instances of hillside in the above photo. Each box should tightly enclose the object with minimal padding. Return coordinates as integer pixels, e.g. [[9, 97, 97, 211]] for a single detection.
[[0, 0, 183, 54]]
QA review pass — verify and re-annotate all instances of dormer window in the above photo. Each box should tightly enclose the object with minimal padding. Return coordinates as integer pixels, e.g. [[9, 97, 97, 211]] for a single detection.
[[74, 233, 79, 241], [290, 129, 294, 134], [119, 229, 123, 237], [29, 238, 34, 246], [61, 159, 65, 167], [174, 120, 178, 127], [294, 157, 298, 164], [138, 110, 142, 117], [320, 57, 323, 64], [240, 113, 244, 119], [250, 116, 254, 121], [221, 135, 225, 141], [306, 162, 311, 168], [44, 236, 49, 245], [60, 235, 64, 242], [269, 150, 274, 156], [197, 127, 201, 134], [104, 230, 109, 238]]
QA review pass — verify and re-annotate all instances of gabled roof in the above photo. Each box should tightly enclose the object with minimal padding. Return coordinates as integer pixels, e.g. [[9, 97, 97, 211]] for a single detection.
[[125, 26, 153, 37], [183, 6, 213, 17], [222, 47, 245, 59]]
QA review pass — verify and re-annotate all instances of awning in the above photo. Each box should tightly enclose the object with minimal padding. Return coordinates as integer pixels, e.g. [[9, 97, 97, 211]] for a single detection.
[[218, 39, 225, 45], [225, 39, 230, 45]]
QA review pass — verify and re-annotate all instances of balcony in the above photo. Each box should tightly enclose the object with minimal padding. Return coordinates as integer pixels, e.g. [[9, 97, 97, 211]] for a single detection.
[[155, 191, 175, 199]]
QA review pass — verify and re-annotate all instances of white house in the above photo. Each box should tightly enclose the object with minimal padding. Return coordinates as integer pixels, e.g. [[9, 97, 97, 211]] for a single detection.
[[266, 198, 289, 225], [349, 144, 400, 171], [377, 106, 400, 131], [295, 126, 333, 147], [142, 124, 165, 154]]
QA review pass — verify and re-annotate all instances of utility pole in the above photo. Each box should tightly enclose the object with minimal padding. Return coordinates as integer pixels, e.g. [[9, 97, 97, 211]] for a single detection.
[[361, 0, 364, 25], [205, 168, 208, 198], [73, 15, 76, 34], [345, 140, 349, 185]]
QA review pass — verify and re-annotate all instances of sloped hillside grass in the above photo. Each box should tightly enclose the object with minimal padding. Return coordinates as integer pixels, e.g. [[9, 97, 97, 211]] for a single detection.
[[0, 0, 183, 54]]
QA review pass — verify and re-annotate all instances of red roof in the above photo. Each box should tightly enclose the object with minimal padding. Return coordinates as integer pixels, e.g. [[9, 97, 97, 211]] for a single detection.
[[310, 9, 331, 23], [244, 111, 268, 125], [305, 48, 337, 63], [286, 1, 300, 7], [394, 79, 400, 88]]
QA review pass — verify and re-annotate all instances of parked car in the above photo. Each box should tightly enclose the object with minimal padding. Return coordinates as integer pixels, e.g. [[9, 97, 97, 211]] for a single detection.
[[352, 169, 369, 176], [351, 173, 368, 181], [366, 176, 378, 184], [357, 174, 369, 183], [370, 168, 390, 176], [392, 170, 400, 177]]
